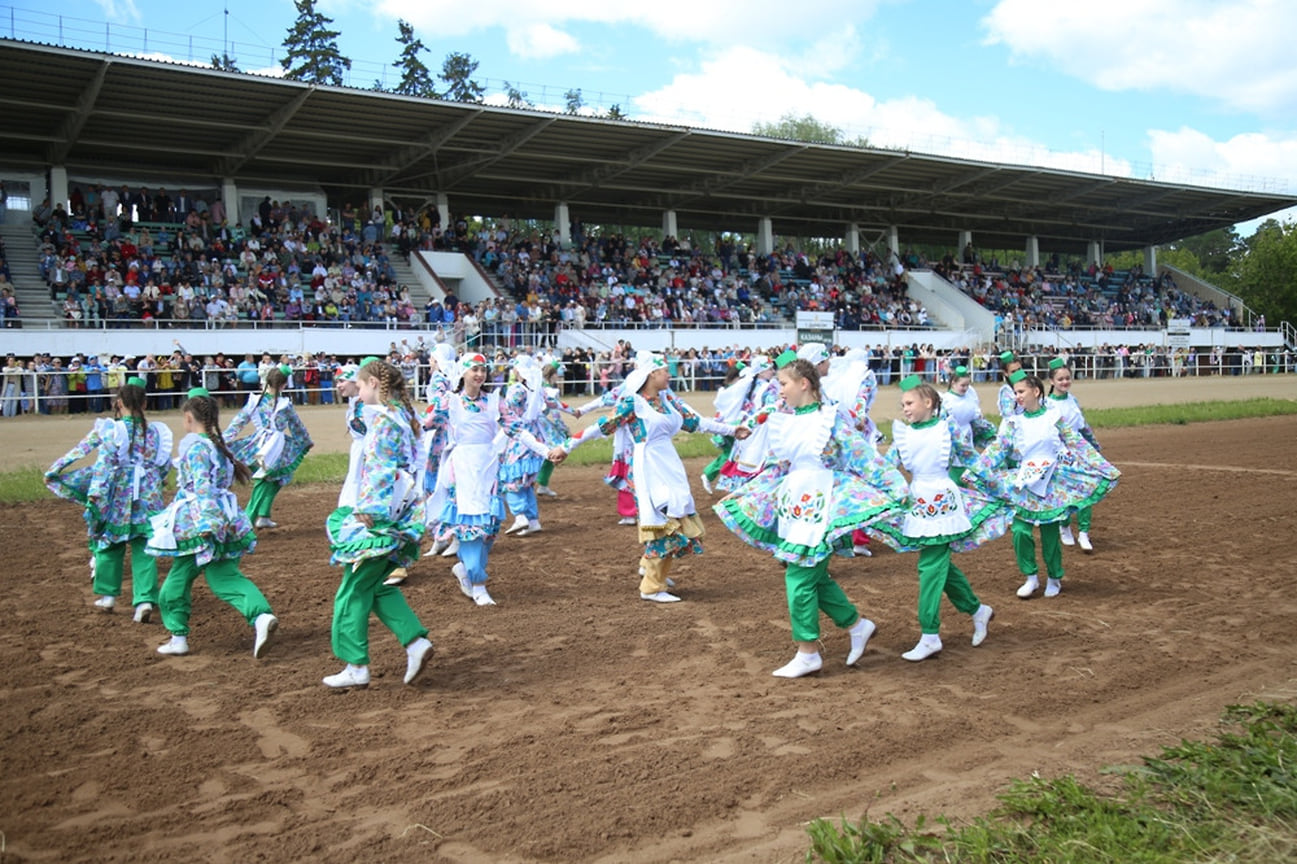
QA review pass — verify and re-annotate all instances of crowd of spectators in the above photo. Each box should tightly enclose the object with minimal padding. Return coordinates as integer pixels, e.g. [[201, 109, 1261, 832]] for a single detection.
[[931, 247, 1237, 333]]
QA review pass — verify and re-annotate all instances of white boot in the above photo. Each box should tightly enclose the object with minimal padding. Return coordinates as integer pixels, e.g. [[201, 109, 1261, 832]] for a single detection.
[[772, 651, 822, 678], [440, 536, 460, 558], [133, 602, 154, 624], [700, 473, 714, 494], [157, 635, 189, 656], [504, 514, 529, 535], [93, 595, 115, 612], [1077, 532, 1093, 552], [901, 634, 943, 662], [846, 618, 876, 665], [1044, 577, 1063, 598], [323, 664, 370, 689], [516, 519, 542, 537], [536, 485, 558, 498], [404, 637, 434, 684], [253, 613, 279, 658], [971, 605, 993, 646], [1016, 574, 1040, 599], [1059, 525, 1076, 546]]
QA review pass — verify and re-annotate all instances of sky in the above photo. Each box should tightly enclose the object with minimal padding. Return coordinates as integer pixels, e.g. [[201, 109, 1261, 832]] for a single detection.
[[17, 0, 1297, 235]]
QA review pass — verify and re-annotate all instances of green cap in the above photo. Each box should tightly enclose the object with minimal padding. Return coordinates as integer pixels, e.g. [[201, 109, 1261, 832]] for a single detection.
[[1008, 369, 1027, 384], [953, 365, 968, 377], [359, 356, 381, 369], [774, 349, 798, 369], [186, 387, 210, 399], [999, 351, 1015, 364], [899, 374, 923, 391], [278, 364, 292, 377], [126, 376, 147, 389], [1048, 357, 1067, 370]]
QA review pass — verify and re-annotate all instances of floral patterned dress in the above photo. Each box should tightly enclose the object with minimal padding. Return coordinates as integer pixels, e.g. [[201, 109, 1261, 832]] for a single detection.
[[225, 392, 314, 485], [326, 404, 425, 567], [576, 385, 634, 494], [46, 417, 173, 550], [715, 404, 905, 567], [497, 379, 546, 493], [146, 434, 256, 568], [969, 405, 1120, 525], [715, 377, 779, 492], [866, 415, 1011, 553]]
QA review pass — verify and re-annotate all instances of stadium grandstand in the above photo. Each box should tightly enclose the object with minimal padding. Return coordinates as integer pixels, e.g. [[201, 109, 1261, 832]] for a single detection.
[[1, 36, 1295, 378]]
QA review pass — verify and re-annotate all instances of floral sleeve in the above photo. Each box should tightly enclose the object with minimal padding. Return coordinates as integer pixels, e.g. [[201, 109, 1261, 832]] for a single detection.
[[48, 426, 103, 475], [498, 391, 551, 458], [186, 441, 218, 502], [667, 390, 734, 436], [355, 418, 400, 519]]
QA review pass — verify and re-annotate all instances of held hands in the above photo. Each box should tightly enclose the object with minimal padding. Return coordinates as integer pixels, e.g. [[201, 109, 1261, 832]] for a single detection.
[[547, 447, 568, 464], [733, 427, 751, 440], [355, 513, 374, 529]]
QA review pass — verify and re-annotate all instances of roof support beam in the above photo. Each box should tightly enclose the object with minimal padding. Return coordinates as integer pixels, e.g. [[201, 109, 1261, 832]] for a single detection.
[[218, 87, 315, 175], [371, 109, 484, 186], [437, 118, 557, 189], [547, 130, 691, 198], [50, 58, 109, 164], [664, 144, 808, 208]]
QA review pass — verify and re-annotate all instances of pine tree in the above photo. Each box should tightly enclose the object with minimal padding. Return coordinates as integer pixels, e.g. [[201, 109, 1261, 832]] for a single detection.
[[564, 88, 584, 114], [393, 20, 438, 98], [280, 0, 352, 87], [440, 52, 484, 103], [211, 53, 239, 73]]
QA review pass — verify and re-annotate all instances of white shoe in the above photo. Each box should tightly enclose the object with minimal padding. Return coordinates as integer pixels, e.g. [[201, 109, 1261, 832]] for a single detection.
[[453, 562, 473, 599], [383, 567, 409, 586], [618, 516, 637, 525], [536, 485, 558, 498], [852, 544, 872, 557], [1016, 574, 1039, 599], [253, 613, 279, 658], [971, 604, 993, 647], [1078, 532, 1093, 553], [902, 634, 943, 662], [504, 514, 529, 535], [89, 556, 96, 581], [254, 517, 278, 529], [133, 602, 154, 624], [700, 473, 714, 494], [515, 519, 542, 537], [404, 637, 434, 684], [323, 665, 370, 689], [157, 635, 189, 656], [1059, 525, 1076, 546], [471, 584, 497, 607], [847, 618, 876, 665], [640, 591, 681, 603], [94, 595, 115, 612], [1044, 578, 1062, 598], [666, 577, 676, 588], [772, 651, 823, 678], [440, 537, 460, 558]]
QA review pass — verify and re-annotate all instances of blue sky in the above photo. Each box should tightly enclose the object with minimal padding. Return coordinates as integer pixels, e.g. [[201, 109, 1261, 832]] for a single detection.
[[18, 0, 1297, 232]]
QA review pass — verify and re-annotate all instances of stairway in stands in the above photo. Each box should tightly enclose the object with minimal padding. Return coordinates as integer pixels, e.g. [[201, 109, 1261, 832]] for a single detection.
[[389, 252, 431, 308], [0, 221, 57, 327]]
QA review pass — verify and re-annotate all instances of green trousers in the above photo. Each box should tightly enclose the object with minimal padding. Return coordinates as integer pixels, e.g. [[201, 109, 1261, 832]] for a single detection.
[[537, 459, 555, 486], [159, 555, 273, 637], [916, 545, 981, 635], [331, 557, 429, 666], [92, 537, 159, 606], [245, 480, 282, 520], [702, 448, 729, 483], [1013, 517, 1064, 580], [785, 558, 859, 643], [1066, 505, 1093, 532]]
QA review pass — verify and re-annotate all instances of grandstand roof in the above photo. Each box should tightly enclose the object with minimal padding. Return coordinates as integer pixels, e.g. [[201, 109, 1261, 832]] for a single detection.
[[3, 38, 1294, 254]]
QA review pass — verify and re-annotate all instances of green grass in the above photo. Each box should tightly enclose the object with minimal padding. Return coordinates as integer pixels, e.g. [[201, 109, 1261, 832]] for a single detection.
[[806, 701, 1297, 864], [976, 397, 1297, 432]]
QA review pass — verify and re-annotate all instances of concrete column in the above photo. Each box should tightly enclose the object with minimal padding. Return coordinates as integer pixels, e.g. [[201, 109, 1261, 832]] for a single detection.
[[958, 229, 973, 256], [1025, 235, 1040, 268], [1087, 240, 1102, 267], [50, 165, 69, 212], [756, 217, 774, 255], [887, 225, 900, 259], [844, 223, 860, 255], [1144, 244, 1157, 274], [221, 178, 239, 225], [662, 209, 678, 239], [554, 201, 571, 248], [368, 187, 385, 217], [436, 193, 450, 230]]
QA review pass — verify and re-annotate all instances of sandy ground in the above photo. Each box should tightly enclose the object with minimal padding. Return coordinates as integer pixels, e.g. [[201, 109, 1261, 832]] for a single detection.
[[1, 376, 1296, 863]]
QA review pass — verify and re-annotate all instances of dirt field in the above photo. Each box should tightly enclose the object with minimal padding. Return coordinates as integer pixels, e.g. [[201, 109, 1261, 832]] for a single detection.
[[2, 377, 1297, 863]]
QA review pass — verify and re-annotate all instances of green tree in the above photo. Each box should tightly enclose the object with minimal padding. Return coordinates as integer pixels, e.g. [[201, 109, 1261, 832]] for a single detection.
[[1232, 219, 1297, 324], [564, 88, 584, 114], [211, 52, 239, 72], [752, 113, 869, 147], [280, 0, 351, 86], [1167, 227, 1239, 277], [504, 81, 532, 109], [440, 52, 484, 103], [392, 20, 438, 98], [606, 103, 626, 120]]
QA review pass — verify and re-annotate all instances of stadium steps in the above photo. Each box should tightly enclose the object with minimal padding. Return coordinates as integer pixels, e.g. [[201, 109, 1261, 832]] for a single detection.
[[0, 221, 57, 325], [388, 253, 429, 308]]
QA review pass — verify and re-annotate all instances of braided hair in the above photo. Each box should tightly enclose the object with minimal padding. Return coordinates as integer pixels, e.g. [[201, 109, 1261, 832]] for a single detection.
[[182, 393, 251, 485], [361, 360, 421, 439], [260, 367, 288, 408], [778, 358, 824, 404], [116, 380, 149, 461]]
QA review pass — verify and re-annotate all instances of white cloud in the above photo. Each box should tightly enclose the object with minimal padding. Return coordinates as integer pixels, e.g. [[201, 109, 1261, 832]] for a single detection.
[[632, 45, 1133, 177], [373, 0, 882, 53], [981, 0, 1297, 114], [92, 0, 141, 23], [505, 23, 580, 60]]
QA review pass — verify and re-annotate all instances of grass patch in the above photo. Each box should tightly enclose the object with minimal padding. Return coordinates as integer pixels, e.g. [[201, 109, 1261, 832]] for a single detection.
[[0, 465, 54, 503], [979, 397, 1297, 432], [806, 701, 1297, 864]]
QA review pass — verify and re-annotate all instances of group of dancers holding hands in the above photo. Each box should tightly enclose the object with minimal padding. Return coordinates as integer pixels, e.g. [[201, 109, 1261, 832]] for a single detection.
[[46, 341, 1117, 687]]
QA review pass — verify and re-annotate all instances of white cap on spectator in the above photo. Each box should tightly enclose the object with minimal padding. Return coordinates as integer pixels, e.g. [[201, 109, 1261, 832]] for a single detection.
[[797, 343, 829, 366]]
